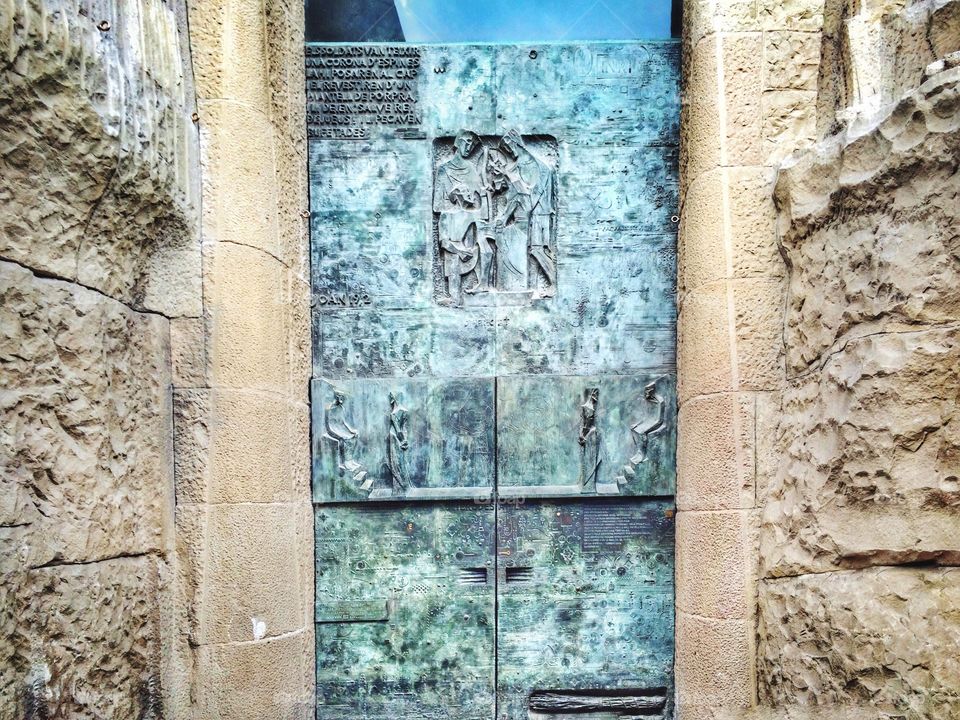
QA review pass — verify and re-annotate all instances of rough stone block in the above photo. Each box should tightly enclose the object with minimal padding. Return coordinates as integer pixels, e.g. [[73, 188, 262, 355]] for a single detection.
[[762, 89, 817, 163], [676, 509, 757, 618], [174, 388, 305, 504], [208, 390, 299, 504], [0, 0, 199, 310], [678, 392, 757, 511], [678, 281, 735, 402], [288, 274, 312, 395], [675, 612, 754, 711], [0, 557, 163, 718], [762, 328, 960, 577], [680, 167, 779, 294], [764, 31, 821, 91], [188, 0, 271, 108], [171, 317, 206, 387], [194, 503, 304, 645], [759, 0, 825, 32], [679, 168, 727, 294], [276, 137, 310, 281], [266, 0, 307, 150], [683, 34, 764, 187], [759, 568, 960, 717], [198, 99, 281, 260], [777, 69, 960, 373], [204, 242, 290, 394], [731, 278, 784, 391], [194, 629, 312, 719], [0, 261, 172, 567]]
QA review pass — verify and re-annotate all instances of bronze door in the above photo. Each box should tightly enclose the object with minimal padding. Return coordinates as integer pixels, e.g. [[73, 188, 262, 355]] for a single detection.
[[309, 41, 679, 719]]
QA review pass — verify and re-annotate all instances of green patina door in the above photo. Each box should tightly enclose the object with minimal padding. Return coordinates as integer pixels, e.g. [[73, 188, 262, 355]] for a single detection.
[[308, 42, 679, 719]]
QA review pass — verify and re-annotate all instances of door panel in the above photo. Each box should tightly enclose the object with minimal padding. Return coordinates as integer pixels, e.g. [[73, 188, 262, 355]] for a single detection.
[[312, 377, 496, 502], [496, 500, 674, 719], [497, 375, 676, 497], [308, 41, 679, 719], [315, 504, 496, 719]]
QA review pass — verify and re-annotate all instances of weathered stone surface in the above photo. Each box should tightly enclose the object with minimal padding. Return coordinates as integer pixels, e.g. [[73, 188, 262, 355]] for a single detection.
[[677, 392, 756, 510], [0, 0, 200, 316], [0, 556, 164, 718], [176, 388, 302, 504], [675, 612, 754, 711], [192, 503, 306, 645], [764, 31, 821, 91], [204, 241, 292, 394], [170, 316, 206, 387], [194, 629, 313, 719], [762, 327, 960, 576], [816, 0, 960, 133], [679, 167, 780, 294], [676, 509, 758, 618], [763, 88, 818, 162], [777, 67, 960, 374], [0, 261, 172, 568], [197, 99, 281, 259], [759, 568, 960, 716], [682, 33, 764, 188]]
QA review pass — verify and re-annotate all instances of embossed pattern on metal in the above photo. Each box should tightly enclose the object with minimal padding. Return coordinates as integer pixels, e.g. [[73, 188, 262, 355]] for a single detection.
[[309, 41, 680, 720]]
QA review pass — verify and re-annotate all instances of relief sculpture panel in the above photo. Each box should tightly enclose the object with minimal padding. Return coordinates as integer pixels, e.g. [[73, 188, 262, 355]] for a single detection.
[[308, 41, 680, 720], [433, 132, 558, 306]]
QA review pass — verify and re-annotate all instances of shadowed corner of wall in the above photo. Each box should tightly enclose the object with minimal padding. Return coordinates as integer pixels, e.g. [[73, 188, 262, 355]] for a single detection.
[[305, 0, 405, 42]]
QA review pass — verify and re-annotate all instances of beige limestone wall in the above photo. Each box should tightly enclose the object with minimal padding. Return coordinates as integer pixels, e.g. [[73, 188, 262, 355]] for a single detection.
[[677, 0, 818, 713], [679, 0, 960, 716], [1, 0, 312, 717], [0, 0, 197, 716], [179, 0, 313, 717], [761, 44, 960, 716]]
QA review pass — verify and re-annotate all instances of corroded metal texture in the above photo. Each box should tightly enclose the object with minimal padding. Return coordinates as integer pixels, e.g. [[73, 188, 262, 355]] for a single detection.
[[309, 41, 679, 719]]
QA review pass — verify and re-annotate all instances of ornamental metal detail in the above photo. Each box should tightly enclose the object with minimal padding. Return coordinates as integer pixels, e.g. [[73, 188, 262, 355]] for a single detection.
[[308, 41, 680, 720]]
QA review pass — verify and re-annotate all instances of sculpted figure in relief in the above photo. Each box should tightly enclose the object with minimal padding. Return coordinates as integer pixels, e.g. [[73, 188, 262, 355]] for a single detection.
[[578, 387, 602, 492], [433, 131, 558, 304], [325, 389, 360, 472], [497, 130, 557, 298], [630, 382, 665, 465], [434, 130, 485, 306], [387, 391, 410, 493]]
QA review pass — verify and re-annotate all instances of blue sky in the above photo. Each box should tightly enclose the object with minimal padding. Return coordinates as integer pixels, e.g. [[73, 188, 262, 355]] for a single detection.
[[393, 0, 674, 41]]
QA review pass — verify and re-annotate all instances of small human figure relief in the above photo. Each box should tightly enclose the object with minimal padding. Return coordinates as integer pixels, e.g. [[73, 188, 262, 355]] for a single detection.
[[577, 387, 602, 493], [631, 381, 666, 464], [616, 379, 667, 488], [433, 131, 558, 306], [386, 391, 411, 494], [435, 131, 485, 307], [324, 389, 371, 491]]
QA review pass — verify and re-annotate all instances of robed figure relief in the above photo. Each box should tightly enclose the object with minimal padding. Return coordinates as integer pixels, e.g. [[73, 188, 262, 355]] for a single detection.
[[434, 130, 558, 306], [631, 381, 666, 465], [578, 387, 602, 493], [386, 391, 410, 494]]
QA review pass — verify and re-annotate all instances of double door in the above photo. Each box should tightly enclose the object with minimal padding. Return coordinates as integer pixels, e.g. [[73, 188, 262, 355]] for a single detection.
[[308, 41, 680, 719]]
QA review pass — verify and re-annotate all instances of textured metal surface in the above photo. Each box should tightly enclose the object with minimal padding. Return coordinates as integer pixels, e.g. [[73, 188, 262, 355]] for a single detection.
[[309, 41, 679, 719], [315, 503, 495, 719], [497, 500, 674, 719]]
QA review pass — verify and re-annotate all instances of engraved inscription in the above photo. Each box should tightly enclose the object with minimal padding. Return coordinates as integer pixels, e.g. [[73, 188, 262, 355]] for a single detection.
[[305, 45, 422, 140], [433, 132, 558, 307]]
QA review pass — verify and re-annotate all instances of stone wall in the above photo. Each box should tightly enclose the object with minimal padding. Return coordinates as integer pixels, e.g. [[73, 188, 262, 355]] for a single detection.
[[178, 0, 314, 716], [1, 0, 313, 717], [679, 0, 960, 716], [0, 0, 197, 716]]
